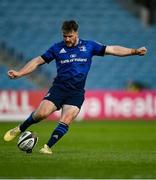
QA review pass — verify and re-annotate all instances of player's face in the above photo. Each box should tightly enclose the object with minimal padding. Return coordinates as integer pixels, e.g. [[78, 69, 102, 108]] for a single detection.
[[63, 31, 78, 47]]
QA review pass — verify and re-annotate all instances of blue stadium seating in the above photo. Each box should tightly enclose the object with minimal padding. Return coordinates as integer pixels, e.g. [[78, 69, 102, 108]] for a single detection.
[[0, 0, 156, 89], [0, 65, 38, 90]]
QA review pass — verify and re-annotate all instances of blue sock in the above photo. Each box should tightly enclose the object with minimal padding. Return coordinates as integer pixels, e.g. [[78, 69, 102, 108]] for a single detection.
[[19, 113, 39, 132], [47, 122, 69, 148]]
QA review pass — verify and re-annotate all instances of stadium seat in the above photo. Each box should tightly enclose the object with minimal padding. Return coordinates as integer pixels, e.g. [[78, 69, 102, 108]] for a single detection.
[[0, 65, 38, 90]]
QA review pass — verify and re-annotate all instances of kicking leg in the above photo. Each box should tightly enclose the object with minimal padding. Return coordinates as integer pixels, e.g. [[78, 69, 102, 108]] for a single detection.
[[4, 100, 57, 142], [40, 105, 80, 154], [20, 100, 57, 132]]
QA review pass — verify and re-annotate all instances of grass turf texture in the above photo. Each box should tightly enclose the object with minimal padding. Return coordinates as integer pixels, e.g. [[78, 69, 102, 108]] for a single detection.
[[0, 120, 156, 179]]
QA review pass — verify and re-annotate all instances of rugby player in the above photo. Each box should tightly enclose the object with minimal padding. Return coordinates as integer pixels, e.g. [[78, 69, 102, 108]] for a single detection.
[[4, 20, 147, 154]]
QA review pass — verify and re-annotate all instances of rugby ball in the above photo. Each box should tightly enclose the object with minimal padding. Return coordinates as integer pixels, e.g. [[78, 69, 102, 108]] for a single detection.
[[17, 131, 38, 153]]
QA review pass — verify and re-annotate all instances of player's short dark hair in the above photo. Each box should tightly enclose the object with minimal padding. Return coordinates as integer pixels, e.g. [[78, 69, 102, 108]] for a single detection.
[[61, 20, 79, 33]]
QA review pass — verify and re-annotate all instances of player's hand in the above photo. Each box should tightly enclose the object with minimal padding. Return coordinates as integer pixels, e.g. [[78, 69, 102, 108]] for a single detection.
[[137, 47, 147, 56], [7, 70, 21, 79]]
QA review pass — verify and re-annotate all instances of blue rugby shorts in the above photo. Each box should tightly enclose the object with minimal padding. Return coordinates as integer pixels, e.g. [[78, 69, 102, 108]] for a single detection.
[[43, 85, 84, 110]]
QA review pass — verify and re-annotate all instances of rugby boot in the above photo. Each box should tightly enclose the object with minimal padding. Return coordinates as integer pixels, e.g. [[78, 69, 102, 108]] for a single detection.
[[40, 144, 52, 154], [4, 126, 21, 141]]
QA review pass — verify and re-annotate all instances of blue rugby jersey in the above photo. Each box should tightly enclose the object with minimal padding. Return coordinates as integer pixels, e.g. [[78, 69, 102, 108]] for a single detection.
[[41, 39, 106, 91]]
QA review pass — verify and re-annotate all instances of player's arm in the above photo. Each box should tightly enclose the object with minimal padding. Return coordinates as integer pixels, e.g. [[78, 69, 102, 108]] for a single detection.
[[8, 56, 45, 79], [105, 46, 147, 57]]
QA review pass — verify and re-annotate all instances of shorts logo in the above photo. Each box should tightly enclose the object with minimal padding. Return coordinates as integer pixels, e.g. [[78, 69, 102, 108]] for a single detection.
[[59, 48, 66, 54], [45, 93, 50, 98]]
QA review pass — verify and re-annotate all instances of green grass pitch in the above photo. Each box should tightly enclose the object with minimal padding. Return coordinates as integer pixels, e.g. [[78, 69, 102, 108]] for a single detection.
[[0, 120, 156, 179]]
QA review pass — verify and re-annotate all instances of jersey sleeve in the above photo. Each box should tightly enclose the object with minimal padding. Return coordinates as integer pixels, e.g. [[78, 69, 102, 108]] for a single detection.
[[91, 41, 106, 56], [41, 45, 55, 63]]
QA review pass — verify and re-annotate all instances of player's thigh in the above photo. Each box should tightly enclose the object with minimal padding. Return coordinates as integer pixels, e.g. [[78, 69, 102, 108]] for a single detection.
[[60, 105, 80, 125], [33, 100, 57, 120]]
